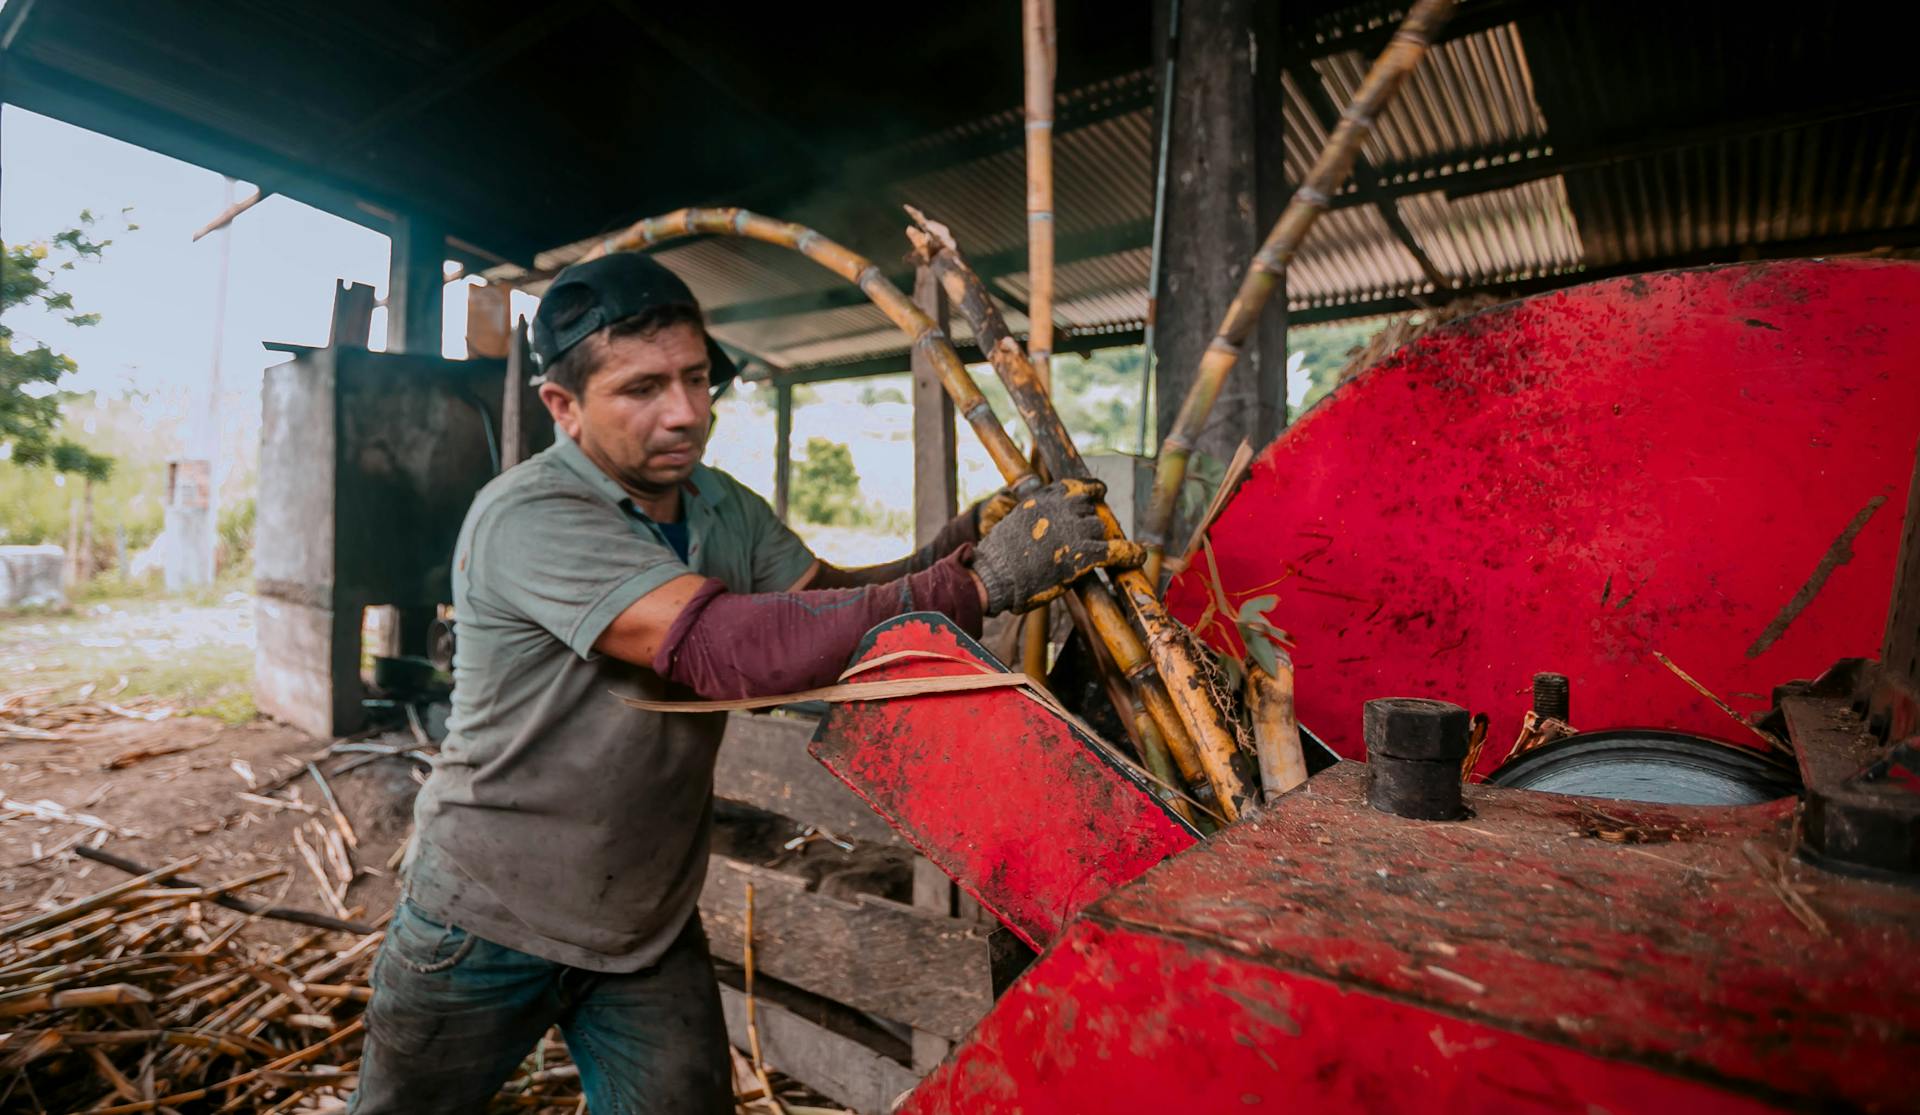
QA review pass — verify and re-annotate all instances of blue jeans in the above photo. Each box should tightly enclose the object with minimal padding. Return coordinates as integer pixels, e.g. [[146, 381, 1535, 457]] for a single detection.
[[348, 899, 732, 1115]]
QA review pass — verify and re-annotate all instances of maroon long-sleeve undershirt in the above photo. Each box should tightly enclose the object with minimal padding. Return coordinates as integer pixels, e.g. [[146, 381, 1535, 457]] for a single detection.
[[650, 547, 984, 700]]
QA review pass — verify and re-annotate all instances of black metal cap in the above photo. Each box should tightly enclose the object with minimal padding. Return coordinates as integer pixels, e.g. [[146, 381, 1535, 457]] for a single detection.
[[531, 252, 735, 389], [1363, 697, 1472, 762]]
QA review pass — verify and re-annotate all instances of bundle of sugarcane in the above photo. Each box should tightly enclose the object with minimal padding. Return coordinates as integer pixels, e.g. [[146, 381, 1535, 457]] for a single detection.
[[572, 0, 1456, 824]]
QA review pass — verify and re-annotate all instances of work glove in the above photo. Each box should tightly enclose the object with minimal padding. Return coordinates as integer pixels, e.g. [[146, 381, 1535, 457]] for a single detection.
[[906, 490, 1022, 573], [970, 478, 1146, 615], [976, 489, 1020, 536]]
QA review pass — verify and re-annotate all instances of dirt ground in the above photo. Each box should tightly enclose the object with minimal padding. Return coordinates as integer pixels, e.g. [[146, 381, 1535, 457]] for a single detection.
[[0, 711, 417, 933], [0, 590, 906, 927]]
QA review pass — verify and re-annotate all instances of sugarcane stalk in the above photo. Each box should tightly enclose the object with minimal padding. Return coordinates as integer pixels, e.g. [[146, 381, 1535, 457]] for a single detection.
[[1060, 593, 1194, 824], [1021, 0, 1059, 686], [580, 209, 1037, 487], [1247, 654, 1308, 803], [1022, 0, 1057, 380], [907, 217, 1254, 819], [580, 208, 1255, 817], [1139, 0, 1458, 582], [1021, 609, 1052, 677]]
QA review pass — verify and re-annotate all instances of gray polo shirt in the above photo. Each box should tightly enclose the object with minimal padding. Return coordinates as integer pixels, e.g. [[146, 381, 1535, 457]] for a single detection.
[[406, 431, 817, 972]]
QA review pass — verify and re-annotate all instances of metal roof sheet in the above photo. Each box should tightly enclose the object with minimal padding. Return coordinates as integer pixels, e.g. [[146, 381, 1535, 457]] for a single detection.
[[495, 5, 1920, 376]]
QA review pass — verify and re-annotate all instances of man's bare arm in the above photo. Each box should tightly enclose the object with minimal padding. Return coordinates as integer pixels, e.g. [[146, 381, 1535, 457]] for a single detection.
[[592, 573, 713, 666]]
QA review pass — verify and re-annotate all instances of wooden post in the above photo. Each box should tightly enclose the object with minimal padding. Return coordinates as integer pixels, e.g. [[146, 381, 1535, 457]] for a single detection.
[[500, 316, 527, 470], [911, 264, 958, 544], [1150, 0, 1290, 470], [773, 382, 794, 524], [388, 215, 445, 356], [908, 259, 962, 1072]]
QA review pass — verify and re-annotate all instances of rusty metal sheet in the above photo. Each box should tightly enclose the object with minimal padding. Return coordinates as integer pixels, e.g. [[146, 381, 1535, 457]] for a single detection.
[[1167, 260, 1920, 774], [809, 613, 1198, 950], [908, 764, 1920, 1113]]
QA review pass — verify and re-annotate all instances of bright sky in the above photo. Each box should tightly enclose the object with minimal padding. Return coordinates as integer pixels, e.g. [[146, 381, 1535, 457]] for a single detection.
[[2, 106, 399, 403]]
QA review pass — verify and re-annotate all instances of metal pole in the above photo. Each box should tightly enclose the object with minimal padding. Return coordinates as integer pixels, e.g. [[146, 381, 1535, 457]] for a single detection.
[[773, 382, 793, 524]]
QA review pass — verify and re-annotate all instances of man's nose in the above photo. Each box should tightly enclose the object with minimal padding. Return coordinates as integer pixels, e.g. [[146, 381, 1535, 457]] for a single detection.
[[659, 381, 701, 431]]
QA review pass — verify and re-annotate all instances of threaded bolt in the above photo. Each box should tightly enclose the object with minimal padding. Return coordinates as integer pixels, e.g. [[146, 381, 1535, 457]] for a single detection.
[[1532, 672, 1570, 722]]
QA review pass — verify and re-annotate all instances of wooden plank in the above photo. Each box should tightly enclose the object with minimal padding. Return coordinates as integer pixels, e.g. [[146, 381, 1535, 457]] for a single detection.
[[719, 985, 920, 1115], [701, 856, 993, 1042], [715, 713, 900, 846]]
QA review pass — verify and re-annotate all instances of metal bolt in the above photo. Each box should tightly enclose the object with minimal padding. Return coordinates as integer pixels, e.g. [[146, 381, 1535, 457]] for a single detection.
[[1532, 672, 1571, 722], [1364, 698, 1470, 821]]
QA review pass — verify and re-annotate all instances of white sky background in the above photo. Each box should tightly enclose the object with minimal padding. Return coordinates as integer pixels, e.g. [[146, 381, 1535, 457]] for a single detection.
[[3, 106, 395, 401]]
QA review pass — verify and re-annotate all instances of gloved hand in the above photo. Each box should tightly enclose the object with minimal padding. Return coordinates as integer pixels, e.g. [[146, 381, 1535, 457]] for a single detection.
[[970, 478, 1146, 614], [976, 489, 1020, 536]]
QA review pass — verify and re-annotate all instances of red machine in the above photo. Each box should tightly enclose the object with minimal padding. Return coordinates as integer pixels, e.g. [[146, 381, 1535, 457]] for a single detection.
[[812, 261, 1920, 1112]]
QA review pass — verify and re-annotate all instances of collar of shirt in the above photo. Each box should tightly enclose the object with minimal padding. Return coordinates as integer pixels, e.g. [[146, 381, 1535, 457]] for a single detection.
[[550, 429, 715, 562]]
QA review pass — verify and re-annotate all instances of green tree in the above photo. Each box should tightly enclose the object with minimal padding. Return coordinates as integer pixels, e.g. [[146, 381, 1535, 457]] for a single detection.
[[2, 212, 116, 481], [791, 436, 869, 526], [1288, 320, 1388, 414]]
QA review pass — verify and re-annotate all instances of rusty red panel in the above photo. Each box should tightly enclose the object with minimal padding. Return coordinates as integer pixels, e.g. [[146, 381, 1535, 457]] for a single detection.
[[1167, 261, 1920, 773], [908, 922, 1784, 1115], [908, 765, 1920, 1113], [809, 613, 1198, 950]]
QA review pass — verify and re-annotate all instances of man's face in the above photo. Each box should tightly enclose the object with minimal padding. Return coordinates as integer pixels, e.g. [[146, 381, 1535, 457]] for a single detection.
[[541, 322, 712, 498]]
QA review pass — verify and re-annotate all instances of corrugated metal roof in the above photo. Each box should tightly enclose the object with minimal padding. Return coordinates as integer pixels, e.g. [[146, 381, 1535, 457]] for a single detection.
[[1399, 177, 1583, 286], [1313, 22, 1547, 171], [500, 4, 1920, 375]]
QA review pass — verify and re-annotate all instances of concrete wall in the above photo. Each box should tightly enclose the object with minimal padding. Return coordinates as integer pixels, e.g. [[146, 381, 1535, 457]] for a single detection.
[[253, 344, 554, 738], [0, 545, 66, 610], [255, 349, 345, 738]]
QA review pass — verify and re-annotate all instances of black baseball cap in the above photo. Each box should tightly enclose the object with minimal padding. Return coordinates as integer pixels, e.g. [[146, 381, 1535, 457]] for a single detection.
[[530, 252, 737, 389]]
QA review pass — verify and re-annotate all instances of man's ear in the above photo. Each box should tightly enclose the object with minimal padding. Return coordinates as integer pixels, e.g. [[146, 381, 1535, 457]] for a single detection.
[[538, 381, 582, 439]]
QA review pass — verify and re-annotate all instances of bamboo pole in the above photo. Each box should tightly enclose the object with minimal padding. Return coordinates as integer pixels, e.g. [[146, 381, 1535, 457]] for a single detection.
[[1022, 0, 1057, 380], [579, 208, 1249, 818], [1020, 0, 1059, 686], [907, 216, 1254, 818], [578, 210, 1035, 485], [1138, 0, 1458, 581]]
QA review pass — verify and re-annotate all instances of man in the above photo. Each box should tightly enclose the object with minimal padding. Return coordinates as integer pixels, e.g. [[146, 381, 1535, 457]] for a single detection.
[[349, 252, 1139, 1114]]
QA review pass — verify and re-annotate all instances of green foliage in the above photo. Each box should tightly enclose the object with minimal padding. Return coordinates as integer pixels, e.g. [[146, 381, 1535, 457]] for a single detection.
[[1288, 320, 1389, 415], [0, 393, 168, 554], [1050, 346, 1149, 454], [218, 496, 257, 575], [857, 382, 907, 406], [2, 213, 117, 481], [791, 436, 869, 527], [1234, 593, 1288, 677]]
